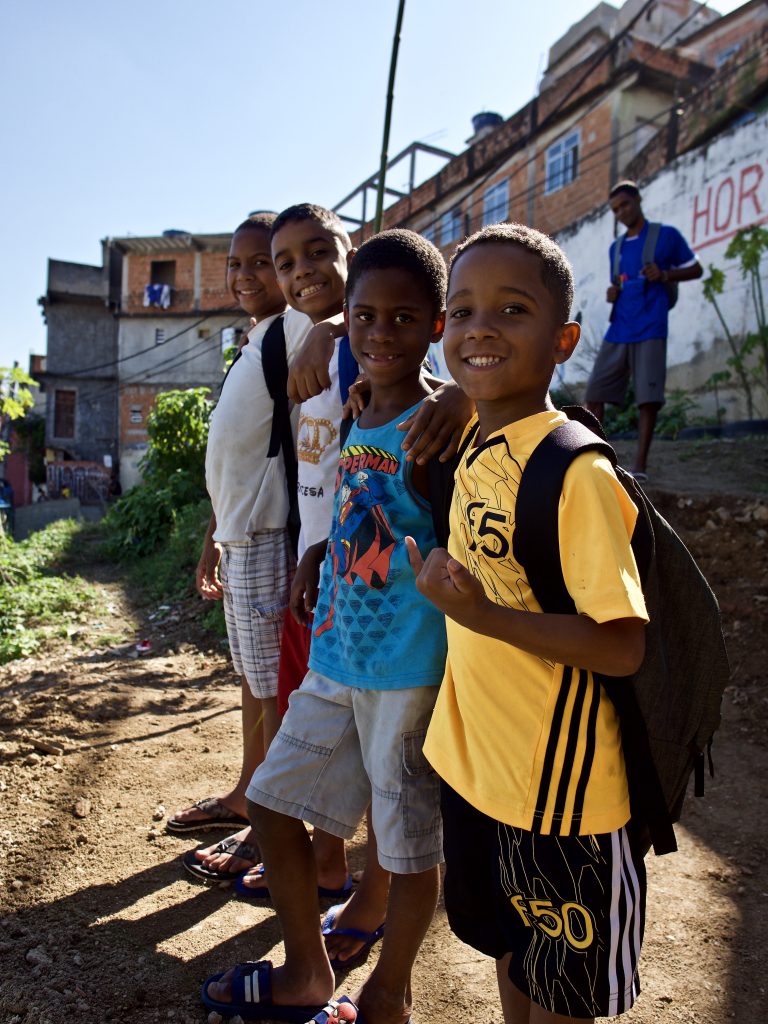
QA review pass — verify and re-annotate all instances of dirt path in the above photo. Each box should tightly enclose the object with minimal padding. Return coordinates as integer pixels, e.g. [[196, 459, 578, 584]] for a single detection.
[[1, 436, 767, 1024]]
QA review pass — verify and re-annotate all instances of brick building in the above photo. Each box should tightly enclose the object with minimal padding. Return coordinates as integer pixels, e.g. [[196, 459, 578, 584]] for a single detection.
[[38, 230, 247, 495], [110, 231, 246, 488], [337, 0, 767, 255]]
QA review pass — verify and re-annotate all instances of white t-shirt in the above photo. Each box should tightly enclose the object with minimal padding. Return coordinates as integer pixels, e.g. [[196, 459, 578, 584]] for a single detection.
[[206, 308, 311, 542], [296, 315, 348, 558]]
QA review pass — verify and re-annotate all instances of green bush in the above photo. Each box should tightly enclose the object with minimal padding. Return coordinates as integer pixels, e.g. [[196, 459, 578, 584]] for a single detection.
[[100, 469, 203, 559], [140, 387, 212, 493]]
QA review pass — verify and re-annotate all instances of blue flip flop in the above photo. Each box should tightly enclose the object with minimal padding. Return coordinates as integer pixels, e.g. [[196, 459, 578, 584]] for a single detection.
[[234, 866, 354, 902], [322, 903, 386, 971], [200, 960, 324, 1023]]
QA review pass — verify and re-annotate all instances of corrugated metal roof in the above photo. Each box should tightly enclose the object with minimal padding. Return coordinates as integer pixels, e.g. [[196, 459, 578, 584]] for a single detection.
[[108, 233, 232, 255]]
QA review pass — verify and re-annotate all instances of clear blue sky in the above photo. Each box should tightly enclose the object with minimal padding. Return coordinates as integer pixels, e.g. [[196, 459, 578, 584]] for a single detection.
[[0, 0, 743, 369]]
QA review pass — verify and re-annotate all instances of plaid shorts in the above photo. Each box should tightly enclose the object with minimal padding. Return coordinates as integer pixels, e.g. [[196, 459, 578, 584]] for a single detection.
[[219, 530, 295, 699]]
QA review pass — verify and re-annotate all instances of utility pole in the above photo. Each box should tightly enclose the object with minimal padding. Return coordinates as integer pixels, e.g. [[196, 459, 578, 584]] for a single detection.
[[374, 0, 406, 233]]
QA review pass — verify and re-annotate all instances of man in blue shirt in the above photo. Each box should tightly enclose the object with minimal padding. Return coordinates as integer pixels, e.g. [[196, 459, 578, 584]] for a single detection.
[[586, 181, 702, 480]]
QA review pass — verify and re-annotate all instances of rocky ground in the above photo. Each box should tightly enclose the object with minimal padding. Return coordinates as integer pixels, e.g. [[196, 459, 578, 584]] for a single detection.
[[0, 434, 766, 1024]]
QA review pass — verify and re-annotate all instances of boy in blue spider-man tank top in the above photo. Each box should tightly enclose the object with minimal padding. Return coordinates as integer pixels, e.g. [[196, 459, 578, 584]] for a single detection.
[[202, 229, 456, 1024]]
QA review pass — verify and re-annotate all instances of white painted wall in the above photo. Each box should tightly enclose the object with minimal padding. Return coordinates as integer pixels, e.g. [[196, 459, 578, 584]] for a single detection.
[[556, 111, 768, 418]]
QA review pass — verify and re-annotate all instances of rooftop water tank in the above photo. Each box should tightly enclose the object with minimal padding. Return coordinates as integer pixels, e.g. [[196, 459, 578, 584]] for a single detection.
[[471, 111, 503, 135]]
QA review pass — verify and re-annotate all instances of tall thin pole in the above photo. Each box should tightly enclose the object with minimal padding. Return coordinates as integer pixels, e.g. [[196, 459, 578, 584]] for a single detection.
[[374, 0, 406, 234]]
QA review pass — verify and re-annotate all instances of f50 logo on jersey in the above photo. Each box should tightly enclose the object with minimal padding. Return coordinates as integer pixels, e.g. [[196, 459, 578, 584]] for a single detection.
[[509, 895, 595, 950], [465, 501, 511, 558]]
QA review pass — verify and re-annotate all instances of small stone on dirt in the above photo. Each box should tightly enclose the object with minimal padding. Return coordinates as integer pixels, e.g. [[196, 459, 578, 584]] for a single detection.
[[73, 798, 91, 818], [153, 804, 166, 821], [26, 946, 51, 965]]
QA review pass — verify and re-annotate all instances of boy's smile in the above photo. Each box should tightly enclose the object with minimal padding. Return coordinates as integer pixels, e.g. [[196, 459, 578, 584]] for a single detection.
[[444, 243, 578, 431], [227, 228, 286, 320], [345, 268, 443, 391], [271, 220, 349, 323]]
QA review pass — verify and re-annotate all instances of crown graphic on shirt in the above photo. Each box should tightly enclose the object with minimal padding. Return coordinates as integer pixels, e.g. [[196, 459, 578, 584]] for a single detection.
[[297, 415, 339, 465]]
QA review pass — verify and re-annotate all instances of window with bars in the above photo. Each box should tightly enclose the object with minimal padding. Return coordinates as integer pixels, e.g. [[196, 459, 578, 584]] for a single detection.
[[482, 180, 509, 226], [545, 131, 580, 194], [54, 389, 76, 438]]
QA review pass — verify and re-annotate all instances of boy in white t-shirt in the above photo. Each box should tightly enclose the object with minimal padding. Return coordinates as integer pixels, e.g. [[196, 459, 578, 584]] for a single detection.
[[168, 213, 313, 884]]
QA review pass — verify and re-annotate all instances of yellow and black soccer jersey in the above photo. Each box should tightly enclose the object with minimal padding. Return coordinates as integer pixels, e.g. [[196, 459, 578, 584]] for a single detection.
[[423, 409, 649, 836]]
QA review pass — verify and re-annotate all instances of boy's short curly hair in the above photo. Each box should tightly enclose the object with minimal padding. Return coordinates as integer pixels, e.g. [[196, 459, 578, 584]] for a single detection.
[[271, 203, 352, 251], [346, 229, 447, 317], [450, 223, 574, 323], [233, 211, 277, 234]]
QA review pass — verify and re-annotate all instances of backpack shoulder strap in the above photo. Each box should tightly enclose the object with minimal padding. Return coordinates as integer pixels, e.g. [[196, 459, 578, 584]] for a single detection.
[[219, 348, 242, 397], [261, 314, 300, 552], [611, 233, 624, 284], [513, 413, 615, 615], [642, 222, 661, 267], [339, 414, 353, 448], [261, 314, 289, 458], [337, 335, 359, 403]]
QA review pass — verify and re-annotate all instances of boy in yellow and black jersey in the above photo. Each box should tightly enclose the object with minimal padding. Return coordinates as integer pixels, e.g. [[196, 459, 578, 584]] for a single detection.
[[407, 223, 649, 1023]]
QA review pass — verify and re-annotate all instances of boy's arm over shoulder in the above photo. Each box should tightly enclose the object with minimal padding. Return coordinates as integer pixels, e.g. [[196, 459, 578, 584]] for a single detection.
[[287, 313, 345, 402], [397, 379, 474, 464], [559, 452, 648, 626]]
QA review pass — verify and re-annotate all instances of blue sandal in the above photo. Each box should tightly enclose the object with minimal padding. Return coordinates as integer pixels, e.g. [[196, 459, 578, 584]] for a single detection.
[[235, 866, 354, 902], [322, 903, 386, 971], [201, 960, 324, 1023]]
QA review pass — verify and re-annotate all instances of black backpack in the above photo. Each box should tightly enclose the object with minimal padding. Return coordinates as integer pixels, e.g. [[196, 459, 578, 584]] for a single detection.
[[220, 315, 300, 555], [449, 407, 729, 856]]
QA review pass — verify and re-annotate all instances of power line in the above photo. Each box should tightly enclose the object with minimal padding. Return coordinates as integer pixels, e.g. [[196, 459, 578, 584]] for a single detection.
[[70, 316, 246, 410], [57, 308, 238, 379]]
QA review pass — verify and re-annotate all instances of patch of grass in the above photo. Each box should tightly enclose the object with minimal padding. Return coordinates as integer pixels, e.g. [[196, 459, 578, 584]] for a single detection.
[[0, 520, 102, 663]]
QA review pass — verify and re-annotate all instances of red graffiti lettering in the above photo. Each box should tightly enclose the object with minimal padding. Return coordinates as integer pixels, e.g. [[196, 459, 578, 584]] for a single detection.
[[738, 164, 764, 225], [714, 177, 734, 232], [692, 186, 711, 245]]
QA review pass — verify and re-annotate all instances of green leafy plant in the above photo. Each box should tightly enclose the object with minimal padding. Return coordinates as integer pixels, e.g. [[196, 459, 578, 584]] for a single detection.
[[139, 387, 212, 493], [0, 365, 38, 468], [102, 386, 214, 559], [702, 225, 768, 419]]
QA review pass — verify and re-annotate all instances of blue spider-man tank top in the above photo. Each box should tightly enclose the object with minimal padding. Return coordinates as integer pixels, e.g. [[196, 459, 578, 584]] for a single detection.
[[309, 401, 447, 690]]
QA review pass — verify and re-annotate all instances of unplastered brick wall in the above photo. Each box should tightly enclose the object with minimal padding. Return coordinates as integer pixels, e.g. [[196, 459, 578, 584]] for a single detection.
[[534, 104, 614, 236], [199, 251, 231, 311], [125, 253, 196, 313]]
